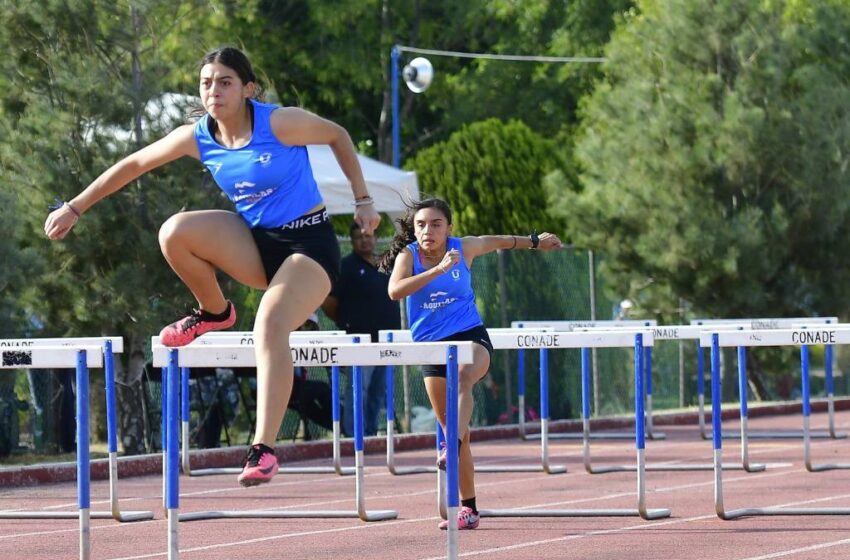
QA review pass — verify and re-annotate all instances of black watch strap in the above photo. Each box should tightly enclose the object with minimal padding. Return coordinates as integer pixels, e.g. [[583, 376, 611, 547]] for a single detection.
[[530, 232, 540, 249]]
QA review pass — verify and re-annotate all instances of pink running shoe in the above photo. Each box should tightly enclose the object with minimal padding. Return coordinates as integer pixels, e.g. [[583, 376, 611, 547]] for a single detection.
[[237, 443, 279, 487], [159, 301, 236, 347], [436, 441, 447, 471], [438, 506, 480, 530]]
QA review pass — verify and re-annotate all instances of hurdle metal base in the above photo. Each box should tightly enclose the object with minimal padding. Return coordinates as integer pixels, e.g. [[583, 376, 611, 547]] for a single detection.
[[480, 508, 671, 519], [475, 464, 567, 473], [705, 430, 847, 440], [179, 509, 398, 521], [719, 507, 850, 520], [587, 462, 766, 473], [183, 465, 356, 476], [0, 511, 153, 520]]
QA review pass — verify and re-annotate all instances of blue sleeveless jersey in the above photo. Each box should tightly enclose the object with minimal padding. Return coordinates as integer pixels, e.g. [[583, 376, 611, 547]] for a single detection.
[[194, 99, 323, 228], [406, 237, 483, 342]]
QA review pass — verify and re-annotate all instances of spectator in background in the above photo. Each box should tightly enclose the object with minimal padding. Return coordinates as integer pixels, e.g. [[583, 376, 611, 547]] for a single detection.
[[322, 223, 401, 436]]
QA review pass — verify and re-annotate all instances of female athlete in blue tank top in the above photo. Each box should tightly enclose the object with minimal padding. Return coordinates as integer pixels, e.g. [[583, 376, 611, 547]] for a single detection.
[[44, 47, 380, 487], [382, 198, 562, 530]]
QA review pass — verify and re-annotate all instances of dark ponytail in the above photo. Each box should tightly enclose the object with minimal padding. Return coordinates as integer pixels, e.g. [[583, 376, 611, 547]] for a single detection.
[[378, 197, 452, 273]]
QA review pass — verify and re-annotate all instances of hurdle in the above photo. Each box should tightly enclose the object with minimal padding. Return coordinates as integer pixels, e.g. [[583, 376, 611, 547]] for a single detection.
[[472, 330, 670, 519], [379, 328, 567, 474], [151, 331, 366, 477], [1, 345, 104, 560], [576, 326, 765, 473], [511, 320, 666, 441], [691, 317, 843, 440], [705, 328, 850, 519], [152, 342, 474, 554], [0, 337, 155, 524], [799, 325, 850, 472]]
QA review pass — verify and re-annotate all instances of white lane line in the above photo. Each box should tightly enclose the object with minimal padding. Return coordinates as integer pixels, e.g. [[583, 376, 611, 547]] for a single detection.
[[414, 491, 850, 560], [734, 537, 850, 560], [105, 517, 437, 560]]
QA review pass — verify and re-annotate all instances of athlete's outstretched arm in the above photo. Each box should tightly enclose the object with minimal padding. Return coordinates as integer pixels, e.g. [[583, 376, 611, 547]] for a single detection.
[[44, 124, 198, 240], [461, 233, 562, 263]]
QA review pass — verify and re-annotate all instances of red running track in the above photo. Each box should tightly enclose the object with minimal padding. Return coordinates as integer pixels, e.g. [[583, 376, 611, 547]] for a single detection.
[[2, 410, 850, 560]]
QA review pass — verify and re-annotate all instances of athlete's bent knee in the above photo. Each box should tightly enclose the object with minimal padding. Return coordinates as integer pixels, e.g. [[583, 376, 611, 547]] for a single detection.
[[158, 213, 189, 252]]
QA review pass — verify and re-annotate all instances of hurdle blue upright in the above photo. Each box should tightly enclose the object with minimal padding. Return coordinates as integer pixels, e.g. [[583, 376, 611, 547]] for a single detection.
[[511, 320, 666, 441], [691, 317, 843, 440], [152, 339, 474, 560], [577, 325, 766, 473], [380, 328, 567, 475], [1, 344, 106, 560], [469, 329, 671, 520], [152, 330, 363, 477], [705, 327, 850, 519], [0, 337, 154, 523]]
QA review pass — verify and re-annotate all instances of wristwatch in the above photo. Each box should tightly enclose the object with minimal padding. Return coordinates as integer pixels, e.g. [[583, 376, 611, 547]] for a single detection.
[[530, 232, 540, 249]]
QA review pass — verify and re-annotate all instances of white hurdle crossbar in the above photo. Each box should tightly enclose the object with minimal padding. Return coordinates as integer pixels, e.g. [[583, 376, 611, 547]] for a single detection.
[[704, 328, 850, 519], [153, 340, 474, 560], [0, 338, 155, 523], [379, 328, 567, 475], [151, 331, 367, 477], [475, 330, 670, 520], [0, 345, 103, 560], [691, 317, 843, 440], [511, 320, 665, 441]]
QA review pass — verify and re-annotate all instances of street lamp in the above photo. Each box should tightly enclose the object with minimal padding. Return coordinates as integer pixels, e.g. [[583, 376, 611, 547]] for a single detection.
[[390, 45, 603, 168], [391, 47, 433, 167]]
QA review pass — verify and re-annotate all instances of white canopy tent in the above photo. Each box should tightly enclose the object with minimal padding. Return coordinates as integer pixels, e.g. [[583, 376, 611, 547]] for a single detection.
[[306, 145, 418, 219]]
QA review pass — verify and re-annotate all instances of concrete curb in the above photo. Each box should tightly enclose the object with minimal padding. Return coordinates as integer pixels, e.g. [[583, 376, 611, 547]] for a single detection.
[[2, 397, 848, 487]]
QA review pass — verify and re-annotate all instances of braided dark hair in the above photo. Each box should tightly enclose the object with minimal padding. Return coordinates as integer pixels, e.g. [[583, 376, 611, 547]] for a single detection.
[[378, 198, 453, 273]]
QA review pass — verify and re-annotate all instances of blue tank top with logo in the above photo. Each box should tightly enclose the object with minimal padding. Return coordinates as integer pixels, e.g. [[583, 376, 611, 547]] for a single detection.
[[194, 99, 323, 228], [406, 237, 483, 342]]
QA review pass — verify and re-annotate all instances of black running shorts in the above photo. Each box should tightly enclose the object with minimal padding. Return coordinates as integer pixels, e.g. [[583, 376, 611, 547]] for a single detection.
[[421, 324, 494, 378], [250, 208, 341, 287]]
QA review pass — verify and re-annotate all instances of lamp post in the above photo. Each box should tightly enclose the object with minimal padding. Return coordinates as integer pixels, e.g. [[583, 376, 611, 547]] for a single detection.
[[388, 44, 606, 424]]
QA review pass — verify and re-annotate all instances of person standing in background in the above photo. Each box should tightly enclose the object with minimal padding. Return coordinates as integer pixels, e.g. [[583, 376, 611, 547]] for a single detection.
[[322, 222, 401, 437]]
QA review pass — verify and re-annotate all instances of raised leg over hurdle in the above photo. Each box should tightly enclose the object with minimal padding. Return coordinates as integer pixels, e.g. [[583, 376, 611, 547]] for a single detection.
[[153, 330, 362, 477], [153, 339, 474, 560]]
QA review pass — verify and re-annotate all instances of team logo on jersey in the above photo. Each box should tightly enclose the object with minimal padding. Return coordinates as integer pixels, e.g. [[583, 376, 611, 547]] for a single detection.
[[423, 291, 457, 312], [234, 181, 256, 191], [451, 270, 461, 280], [257, 152, 272, 166], [208, 161, 222, 175]]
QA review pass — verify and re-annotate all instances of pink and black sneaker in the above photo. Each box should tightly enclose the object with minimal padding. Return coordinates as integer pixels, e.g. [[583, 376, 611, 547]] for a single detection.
[[159, 301, 236, 347], [438, 506, 480, 530], [237, 443, 279, 487]]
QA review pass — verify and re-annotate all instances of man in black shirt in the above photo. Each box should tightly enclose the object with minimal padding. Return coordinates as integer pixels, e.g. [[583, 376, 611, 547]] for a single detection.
[[322, 223, 401, 436]]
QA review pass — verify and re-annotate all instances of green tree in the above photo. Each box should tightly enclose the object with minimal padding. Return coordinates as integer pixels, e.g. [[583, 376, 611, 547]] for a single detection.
[[0, 0, 227, 453], [552, 0, 850, 321], [407, 118, 566, 236]]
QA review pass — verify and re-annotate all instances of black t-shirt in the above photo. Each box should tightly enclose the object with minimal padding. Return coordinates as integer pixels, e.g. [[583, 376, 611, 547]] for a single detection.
[[332, 253, 401, 341]]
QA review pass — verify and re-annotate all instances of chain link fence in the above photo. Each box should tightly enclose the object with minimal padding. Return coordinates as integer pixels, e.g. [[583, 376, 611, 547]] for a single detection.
[[5, 243, 847, 458]]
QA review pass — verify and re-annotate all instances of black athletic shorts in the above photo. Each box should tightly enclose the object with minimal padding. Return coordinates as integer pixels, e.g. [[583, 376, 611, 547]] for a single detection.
[[250, 208, 341, 287], [421, 324, 494, 378]]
